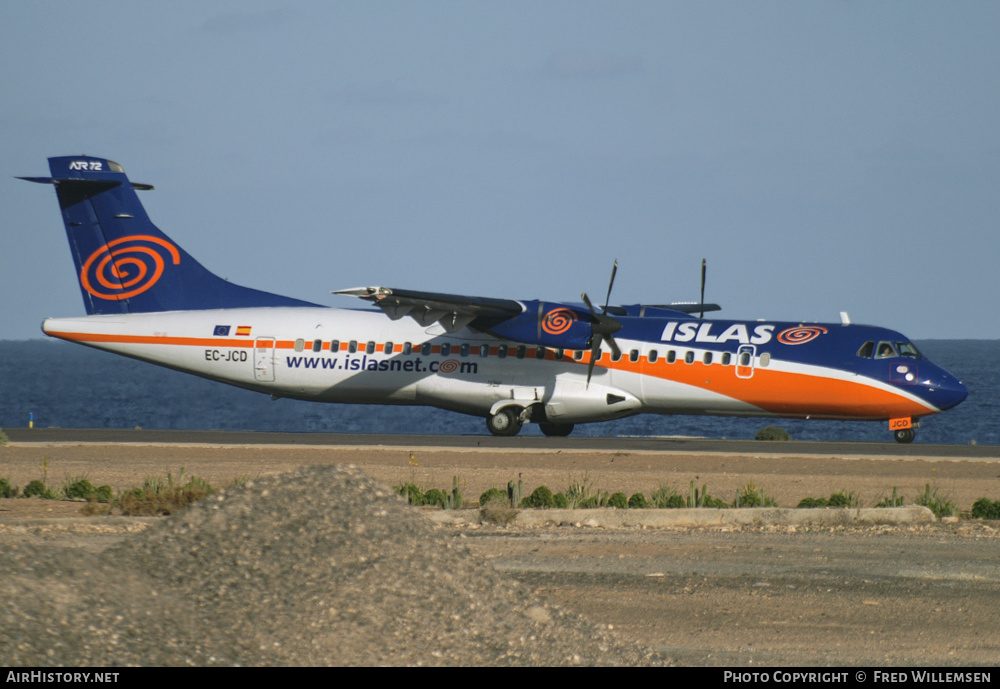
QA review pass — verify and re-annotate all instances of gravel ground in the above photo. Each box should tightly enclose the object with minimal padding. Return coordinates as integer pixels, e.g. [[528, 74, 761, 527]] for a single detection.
[[0, 465, 663, 666], [2, 441, 999, 666]]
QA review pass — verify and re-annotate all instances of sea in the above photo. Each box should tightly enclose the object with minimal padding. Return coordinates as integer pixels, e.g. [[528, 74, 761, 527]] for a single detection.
[[1, 339, 997, 446]]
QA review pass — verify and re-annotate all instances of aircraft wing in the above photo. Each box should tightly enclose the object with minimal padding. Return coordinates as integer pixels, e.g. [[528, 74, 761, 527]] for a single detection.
[[334, 286, 523, 333]]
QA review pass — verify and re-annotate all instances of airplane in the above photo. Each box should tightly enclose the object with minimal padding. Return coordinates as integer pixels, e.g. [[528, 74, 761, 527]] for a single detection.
[[20, 155, 968, 443]]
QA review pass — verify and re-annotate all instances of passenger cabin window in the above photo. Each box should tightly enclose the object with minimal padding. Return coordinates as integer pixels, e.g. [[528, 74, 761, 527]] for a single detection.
[[479, 344, 489, 358], [739, 351, 752, 367], [629, 349, 639, 363], [366, 341, 375, 354], [648, 349, 658, 363], [573, 350, 584, 361], [330, 340, 340, 352], [684, 351, 695, 364], [857, 341, 874, 358], [460, 343, 470, 357], [498, 345, 508, 359], [384, 342, 393, 354], [516, 345, 526, 359], [703, 352, 713, 365], [612, 350, 622, 362], [294, 339, 305, 353], [421, 342, 432, 356], [667, 350, 677, 364], [535, 346, 546, 360], [722, 352, 732, 366], [759, 352, 770, 367], [554, 349, 564, 360], [312, 339, 322, 353], [403, 342, 412, 355], [441, 343, 451, 356], [349, 340, 358, 353]]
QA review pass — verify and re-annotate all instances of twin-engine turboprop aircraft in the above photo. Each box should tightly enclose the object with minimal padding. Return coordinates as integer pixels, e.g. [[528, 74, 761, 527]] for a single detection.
[[21, 156, 967, 442]]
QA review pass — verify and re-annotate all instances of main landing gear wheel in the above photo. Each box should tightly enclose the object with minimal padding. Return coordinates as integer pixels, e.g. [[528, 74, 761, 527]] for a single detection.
[[487, 408, 523, 437], [539, 422, 575, 437], [894, 428, 915, 444]]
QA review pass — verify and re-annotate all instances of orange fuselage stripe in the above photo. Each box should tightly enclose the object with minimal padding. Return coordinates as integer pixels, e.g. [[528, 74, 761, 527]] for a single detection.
[[45, 330, 930, 418]]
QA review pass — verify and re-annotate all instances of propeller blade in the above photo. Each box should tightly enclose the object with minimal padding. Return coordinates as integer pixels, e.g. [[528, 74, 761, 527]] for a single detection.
[[605, 334, 622, 359], [603, 259, 618, 313], [581, 260, 624, 387], [699, 258, 706, 319], [586, 344, 599, 386]]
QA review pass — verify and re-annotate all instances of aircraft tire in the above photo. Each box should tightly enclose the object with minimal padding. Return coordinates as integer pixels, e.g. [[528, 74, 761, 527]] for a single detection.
[[894, 429, 915, 444], [487, 408, 522, 437], [539, 422, 574, 437]]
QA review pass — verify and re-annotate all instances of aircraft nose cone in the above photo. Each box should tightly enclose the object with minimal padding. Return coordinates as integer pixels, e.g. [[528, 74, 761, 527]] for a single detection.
[[930, 373, 968, 411], [941, 377, 968, 411]]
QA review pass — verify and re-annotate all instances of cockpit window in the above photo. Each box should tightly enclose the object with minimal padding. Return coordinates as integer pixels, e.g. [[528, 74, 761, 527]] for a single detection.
[[896, 342, 922, 358], [875, 341, 897, 359], [857, 341, 874, 358]]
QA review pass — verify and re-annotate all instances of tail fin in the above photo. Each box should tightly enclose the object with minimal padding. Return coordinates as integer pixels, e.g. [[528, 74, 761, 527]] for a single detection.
[[20, 155, 319, 314]]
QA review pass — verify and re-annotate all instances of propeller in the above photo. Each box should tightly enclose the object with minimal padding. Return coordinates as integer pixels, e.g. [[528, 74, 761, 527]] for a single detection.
[[699, 258, 707, 319], [581, 260, 623, 386]]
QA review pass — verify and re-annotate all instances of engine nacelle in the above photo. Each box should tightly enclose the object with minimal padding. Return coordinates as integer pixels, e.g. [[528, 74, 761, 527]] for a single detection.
[[542, 380, 642, 423]]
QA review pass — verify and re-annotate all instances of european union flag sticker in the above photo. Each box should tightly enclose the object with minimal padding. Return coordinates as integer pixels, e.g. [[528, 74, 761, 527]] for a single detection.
[[213, 325, 231, 336]]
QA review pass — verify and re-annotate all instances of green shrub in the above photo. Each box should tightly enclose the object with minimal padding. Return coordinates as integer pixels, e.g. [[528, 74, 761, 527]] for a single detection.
[[23, 480, 55, 499], [701, 495, 729, 509], [395, 482, 425, 506], [565, 474, 607, 509], [63, 477, 97, 500], [971, 498, 1000, 520], [827, 490, 860, 508], [913, 484, 957, 519], [479, 487, 507, 507], [650, 484, 685, 509], [423, 488, 447, 508], [685, 481, 727, 508], [553, 492, 568, 509], [92, 485, 113, 503], [797, 497, 829, 508], [607, 492, 628, 509], [733, 481, 777, 508], [521, 485, 556, 509], [0, 478, 18, 498], [755, 425, 790, 441], [874, 487, 905, 508], [0, 429, 8, 445], [628, 493, 648, 509], [114, 470, 214, 516]]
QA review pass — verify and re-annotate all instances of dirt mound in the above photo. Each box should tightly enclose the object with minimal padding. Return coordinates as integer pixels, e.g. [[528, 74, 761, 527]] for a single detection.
[[1, 465, 662, 666]]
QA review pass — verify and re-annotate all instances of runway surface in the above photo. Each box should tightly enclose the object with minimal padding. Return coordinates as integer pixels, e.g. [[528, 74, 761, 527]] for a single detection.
[[6, 427, 997, 460]]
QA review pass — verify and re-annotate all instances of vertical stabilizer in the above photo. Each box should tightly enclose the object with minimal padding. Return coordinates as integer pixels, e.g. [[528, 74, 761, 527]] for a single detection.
[[20, 156, 319, 314]]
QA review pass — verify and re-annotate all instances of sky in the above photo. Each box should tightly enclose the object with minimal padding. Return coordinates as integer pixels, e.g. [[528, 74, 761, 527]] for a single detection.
[[3, 1, 999, 340]]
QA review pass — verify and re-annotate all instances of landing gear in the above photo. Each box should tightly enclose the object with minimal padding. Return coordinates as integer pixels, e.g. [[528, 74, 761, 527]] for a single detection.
[[487, 407, 523, 437], [894, 428, 915, 444], [539, 422, 574, 437]]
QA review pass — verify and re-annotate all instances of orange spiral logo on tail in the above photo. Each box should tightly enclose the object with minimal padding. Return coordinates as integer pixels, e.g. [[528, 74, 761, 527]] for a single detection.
[[542, 308, 576, 335], [777, 325, 828, 345], [80, 235, 180, 300]]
